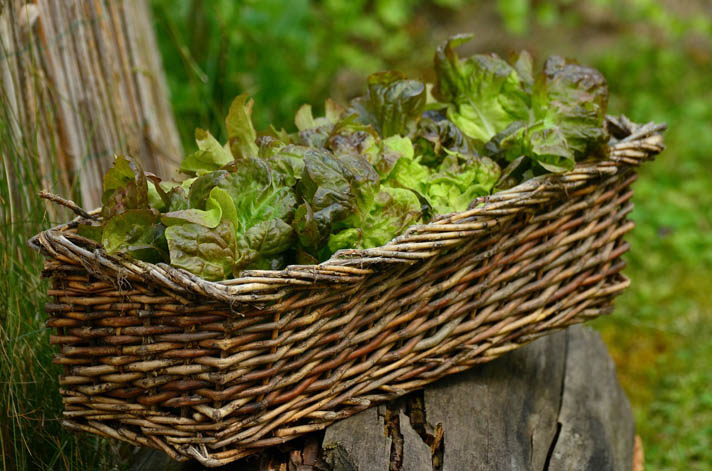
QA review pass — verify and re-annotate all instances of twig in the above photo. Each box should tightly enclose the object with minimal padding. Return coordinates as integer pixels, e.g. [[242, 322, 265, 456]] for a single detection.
[[39, 191, 98, 220]]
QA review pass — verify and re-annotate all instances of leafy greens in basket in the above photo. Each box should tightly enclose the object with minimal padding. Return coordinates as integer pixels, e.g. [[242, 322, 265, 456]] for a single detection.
[[83, 35, 609, 281]]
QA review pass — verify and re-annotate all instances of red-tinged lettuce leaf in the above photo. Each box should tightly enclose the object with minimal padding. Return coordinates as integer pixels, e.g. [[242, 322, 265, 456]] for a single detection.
[[414, 109, 476, 167], [533, 56, 609, 156], [263, 145, 307, 187], [349, 71, 426, 138], [164, 221, 237, 281], [433, 35, 530, 144], [146, 174, 190, 213], [226, 94, 259, 160], [164, 186, 190, 212], [101, 155, 149, 219], [432, 34, 474, 103], [485, 120, 575, 173], [293, 148, 368, 256], [180, 128, 234, 175], [332, 152, 380, 198], [367, 135, 415, 178], [293, 202, 321, 254], [188, 170, 230, 209], [328, 186, 422, 252], [326, 117, 380, 157], [295, 99, 345, 148], [513, 50, 534, 88], [102, 209, 168, 263]]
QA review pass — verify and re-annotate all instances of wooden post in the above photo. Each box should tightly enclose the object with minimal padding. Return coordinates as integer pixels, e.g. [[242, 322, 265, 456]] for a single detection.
[[0, 0, 182, 209], [130, 326, 637, 470]]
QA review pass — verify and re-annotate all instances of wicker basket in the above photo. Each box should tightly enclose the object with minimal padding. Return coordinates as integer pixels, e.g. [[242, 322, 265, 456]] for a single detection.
[[30, 116, 664, 467]]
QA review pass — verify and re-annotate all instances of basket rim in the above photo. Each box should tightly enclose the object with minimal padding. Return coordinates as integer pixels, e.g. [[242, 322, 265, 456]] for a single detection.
[[29, 115, 665, 304]]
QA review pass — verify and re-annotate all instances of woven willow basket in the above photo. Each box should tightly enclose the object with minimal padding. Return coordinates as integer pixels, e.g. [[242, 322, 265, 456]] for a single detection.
[[30, 116, 664, 467]]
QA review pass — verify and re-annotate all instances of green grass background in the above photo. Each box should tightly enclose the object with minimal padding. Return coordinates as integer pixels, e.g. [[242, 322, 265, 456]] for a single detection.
[[1, 0, 710, 469]]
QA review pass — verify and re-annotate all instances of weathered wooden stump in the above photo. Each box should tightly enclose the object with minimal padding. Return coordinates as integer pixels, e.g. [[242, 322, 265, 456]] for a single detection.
[[130, 325, 634, 471]]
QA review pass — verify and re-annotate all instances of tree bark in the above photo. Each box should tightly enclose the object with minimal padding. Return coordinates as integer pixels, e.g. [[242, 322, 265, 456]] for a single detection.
[[0, 0, 181, 210], [130, 326, 637, 471]]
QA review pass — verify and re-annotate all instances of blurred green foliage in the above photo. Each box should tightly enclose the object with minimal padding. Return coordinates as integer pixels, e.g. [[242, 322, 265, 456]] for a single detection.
[[593, 38, 712, 469], [151, 0, 464, 146]]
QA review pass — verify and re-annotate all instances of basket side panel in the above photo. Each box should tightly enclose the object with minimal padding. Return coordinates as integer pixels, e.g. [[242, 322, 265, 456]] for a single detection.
[[42, 168, 637, 465]]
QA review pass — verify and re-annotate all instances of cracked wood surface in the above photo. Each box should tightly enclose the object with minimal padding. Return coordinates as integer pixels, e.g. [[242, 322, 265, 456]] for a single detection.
[[131, 326, 634, 471]]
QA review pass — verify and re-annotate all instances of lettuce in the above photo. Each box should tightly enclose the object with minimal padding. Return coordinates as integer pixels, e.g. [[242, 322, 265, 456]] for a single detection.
[[349, 71, 427, 138], [328, 186, 421, 252], [433, 35, 608, 174], [101, 155, 149, 219], [102, 209, 167, 263], [433, 34, 530, 144], [293, 148, 362, 256], [226, 94, 259, 160], [164, 222, 237, 281], [179, 128, 233, 175], [88, 36, 611, 281], [414, 110, 475, 167], [427, 152, 501, 213]]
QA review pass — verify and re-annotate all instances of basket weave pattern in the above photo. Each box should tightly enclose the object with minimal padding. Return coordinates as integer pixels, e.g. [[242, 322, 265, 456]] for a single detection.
[[31, 117, 664, 467]]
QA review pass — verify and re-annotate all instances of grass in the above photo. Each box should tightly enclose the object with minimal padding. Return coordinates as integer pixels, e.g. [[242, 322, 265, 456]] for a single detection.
[[591, 36, 712, 469], [0, 39, 122, 471]]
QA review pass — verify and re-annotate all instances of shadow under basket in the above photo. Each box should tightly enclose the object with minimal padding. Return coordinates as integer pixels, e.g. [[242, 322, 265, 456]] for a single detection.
[[30, 116, 665, 467]]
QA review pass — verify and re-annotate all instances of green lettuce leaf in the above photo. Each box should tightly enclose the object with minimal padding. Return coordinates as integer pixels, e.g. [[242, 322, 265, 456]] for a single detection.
[[180, 128, 234, 175], [147, 180, 165, 211], [161, 207, 221, 228], [427, 152, 501, 213], [218, 159, 297, 229], [161, 185, 236, 229], [226, 94, 259, 160], [235, 218, 295, 270], [369, 135, 414, 178], [102, 209, 167, 263], [433, 35, 530, 144], [77, 223, 102, 243], [383, 152, 431, 195], [329, 186, 421, 252], [164, 221, 236, 281]]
